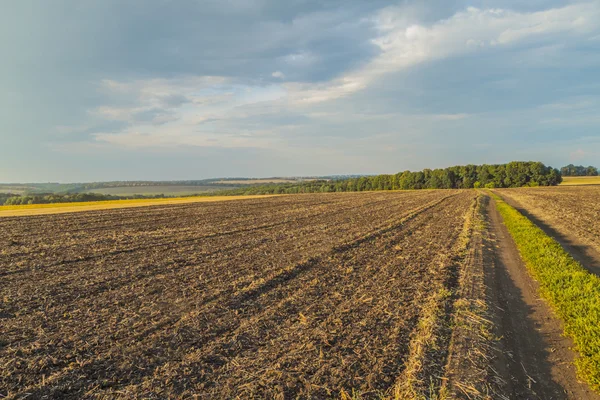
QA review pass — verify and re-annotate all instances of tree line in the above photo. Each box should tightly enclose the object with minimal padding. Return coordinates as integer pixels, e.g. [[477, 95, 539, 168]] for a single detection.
[[2, 192, 170, 206], [560, 164, 598, 176], [214, 162, 562, 195], [1, 161, 562, 205]]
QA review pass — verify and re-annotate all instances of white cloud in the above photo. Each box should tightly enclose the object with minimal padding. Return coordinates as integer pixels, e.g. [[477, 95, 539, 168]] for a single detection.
[[93, 129, 278, 149], [285, 2, 600, 104], [60, 2, 600, 153], [78, 76, 292, 149]]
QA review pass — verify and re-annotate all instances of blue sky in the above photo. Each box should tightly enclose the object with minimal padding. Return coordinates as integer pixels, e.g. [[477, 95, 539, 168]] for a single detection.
[[1, 0, 599, 182]]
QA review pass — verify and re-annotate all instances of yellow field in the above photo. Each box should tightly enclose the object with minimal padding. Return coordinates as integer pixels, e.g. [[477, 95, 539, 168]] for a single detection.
[[0, 195, 279, 217], [560, 176, 600, 186]]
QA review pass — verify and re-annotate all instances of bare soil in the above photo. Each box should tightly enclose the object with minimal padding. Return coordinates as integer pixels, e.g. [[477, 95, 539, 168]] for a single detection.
[[1, 191, 475, 399], [496, 187, 600, 276], [485, 195, 600, 400], [2, 190, 599, 399]]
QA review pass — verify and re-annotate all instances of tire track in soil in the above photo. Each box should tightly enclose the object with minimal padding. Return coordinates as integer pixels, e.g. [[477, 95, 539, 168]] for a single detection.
[[0, 195, 363, 265], [13, 193, 467, 399], [225, 193, 457, 309], [0, 193, 432, 275], [169, 193, 472, 399], [1, 192, 451, 397], [90, 193, 470, 398], [1, 192, 440, 318], [485, 195, 600, 400]]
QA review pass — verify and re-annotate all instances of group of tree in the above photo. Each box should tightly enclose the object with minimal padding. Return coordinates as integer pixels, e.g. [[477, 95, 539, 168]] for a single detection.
[[214, 162, 562, 196], [560, 164, 598, 176], [1, 161, 563, 205], [0, 193, 16, 205]]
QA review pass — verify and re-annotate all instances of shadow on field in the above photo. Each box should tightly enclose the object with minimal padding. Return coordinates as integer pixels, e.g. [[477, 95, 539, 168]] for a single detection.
[[500, 196, 600, 277], [483, 195, 568, 399]]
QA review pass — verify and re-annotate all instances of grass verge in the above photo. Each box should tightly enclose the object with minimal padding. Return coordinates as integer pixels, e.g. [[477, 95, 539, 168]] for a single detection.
[[491, 192, 600, 392]]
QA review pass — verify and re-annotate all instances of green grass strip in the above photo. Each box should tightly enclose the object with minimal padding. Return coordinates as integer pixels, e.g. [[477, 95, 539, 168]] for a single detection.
[[491, 192, 600, 392]]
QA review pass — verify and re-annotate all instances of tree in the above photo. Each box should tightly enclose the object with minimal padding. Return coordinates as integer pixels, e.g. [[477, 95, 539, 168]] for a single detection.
[[561, 164, 598, 176], [586, 166, 599, 176]]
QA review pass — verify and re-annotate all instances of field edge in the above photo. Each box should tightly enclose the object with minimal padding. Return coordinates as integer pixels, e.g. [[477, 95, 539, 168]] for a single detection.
[[439, 193, 501, 399], [0, 195, 280, 217], [491, 191, 600, 393]]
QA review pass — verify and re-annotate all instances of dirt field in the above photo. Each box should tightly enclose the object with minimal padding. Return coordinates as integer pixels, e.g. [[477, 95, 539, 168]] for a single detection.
[[495, 186, 600, 275], [0, 195, 278, 218], [1, 190, 484, 399], [2, 189, 599, 399]]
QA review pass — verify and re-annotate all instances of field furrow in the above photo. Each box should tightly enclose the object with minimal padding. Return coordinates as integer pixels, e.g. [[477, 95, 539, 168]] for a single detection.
[[1, 191, 476, 399]]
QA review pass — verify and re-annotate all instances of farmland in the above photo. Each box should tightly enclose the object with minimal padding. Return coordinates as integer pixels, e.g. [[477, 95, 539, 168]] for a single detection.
[[2, 188, 600, 399], [491, 191, 600, 393], [496, 186, 600, 261], [0, 195, 278, 218], [1, 190, 486, 398], [561, 176, 600, 186]]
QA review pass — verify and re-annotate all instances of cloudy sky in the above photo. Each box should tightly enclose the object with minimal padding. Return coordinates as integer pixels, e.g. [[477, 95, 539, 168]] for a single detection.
[[2, 0, 600, 182]]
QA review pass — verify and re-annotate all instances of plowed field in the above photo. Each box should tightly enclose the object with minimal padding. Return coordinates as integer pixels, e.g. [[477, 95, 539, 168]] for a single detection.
[[496, 186, 600, 261], [1, 191, 480, 399]]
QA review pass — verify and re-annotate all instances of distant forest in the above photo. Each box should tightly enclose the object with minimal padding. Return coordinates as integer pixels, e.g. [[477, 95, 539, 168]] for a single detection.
[[0, 193, 168, 206], [218, 161, 562, 195], [560, 164, 598, 176], [1, 161, 562, 205]]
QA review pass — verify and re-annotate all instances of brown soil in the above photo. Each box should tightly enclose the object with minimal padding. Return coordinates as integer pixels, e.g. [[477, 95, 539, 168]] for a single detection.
[[496, 188, 600, 276], [485, 195, 600, 400], [439, 194, 500, 399], [2, 190, 599, 399], [0, 191, 475, 399]]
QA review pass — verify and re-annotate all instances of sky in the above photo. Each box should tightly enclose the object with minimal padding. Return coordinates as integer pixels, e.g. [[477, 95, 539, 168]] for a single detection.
[[1, 0, 600, 182]]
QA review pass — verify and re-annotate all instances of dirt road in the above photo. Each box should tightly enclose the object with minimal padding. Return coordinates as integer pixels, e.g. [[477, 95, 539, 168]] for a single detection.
[[485, 195, 600, 399]]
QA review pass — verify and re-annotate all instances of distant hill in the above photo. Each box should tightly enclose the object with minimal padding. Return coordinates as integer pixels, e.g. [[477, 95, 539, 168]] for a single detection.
[[0, 176, 363, 196]]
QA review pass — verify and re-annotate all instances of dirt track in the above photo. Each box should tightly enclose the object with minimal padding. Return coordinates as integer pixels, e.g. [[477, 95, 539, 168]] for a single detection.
[[485, 195, 600, 400]]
